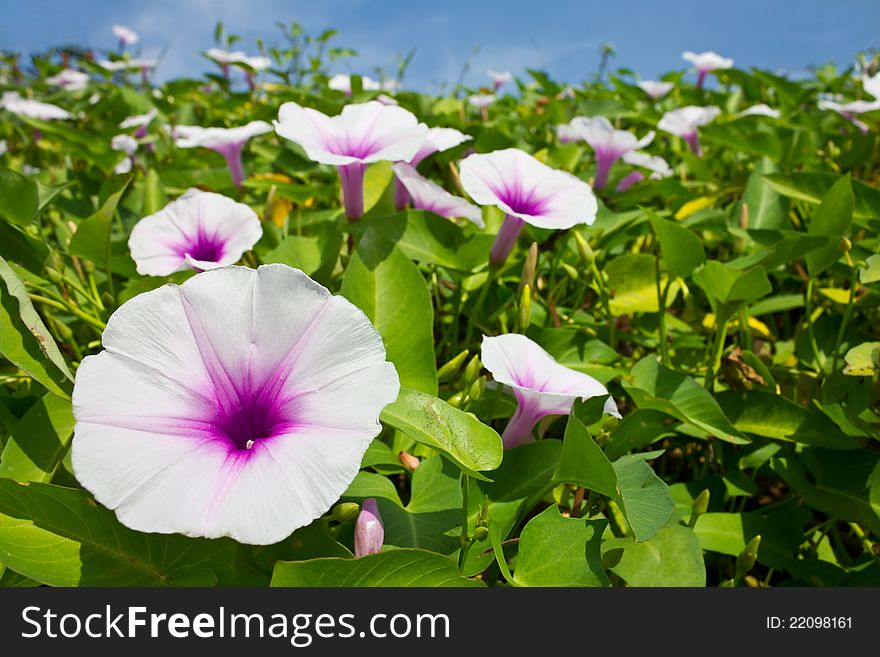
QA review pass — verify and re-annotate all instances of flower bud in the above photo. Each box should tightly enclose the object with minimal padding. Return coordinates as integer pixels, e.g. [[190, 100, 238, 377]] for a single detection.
[[45, 267, 64, 284], [398, 450, 420, 470], [519, 242, 538, 293], [354, 498, 384, 557], [689, 488, 710, 528], [561, 263, 579, 280], [737, 534, 761, 575], [473, 526, 489, 541], [468, 375, 486, 401], [518, 283, 532, 330], [574, 231, 594, 265], [437, 349, 469, 382], [331, 501, 360, 523], [462, 354, 482, 386]]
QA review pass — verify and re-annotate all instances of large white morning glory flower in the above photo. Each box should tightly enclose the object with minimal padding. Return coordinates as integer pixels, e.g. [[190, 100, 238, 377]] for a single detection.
[[45, 69, 90, 91], [173, 121, 272, 189], [72, 264, 400, 545], [460, 148, 597, 266], [394, 126, 472, 210], [128, 189, 263, 276], [658, 105, 720, 156], [682, 50, 734, 89], [561, 116, 655, 190], [392, 163, 484, 227], [481, 334, 620, 449], [328, 73, 399, 95], [113, 24, 139, 47], [637, 80, 674, 100], [1, 91, 72, 121], [818, 98, 880, 134], [274, 100, 428, 219]]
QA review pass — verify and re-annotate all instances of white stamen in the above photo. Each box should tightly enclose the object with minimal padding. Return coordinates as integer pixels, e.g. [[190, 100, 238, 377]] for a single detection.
[[245, 439, 254, 450]]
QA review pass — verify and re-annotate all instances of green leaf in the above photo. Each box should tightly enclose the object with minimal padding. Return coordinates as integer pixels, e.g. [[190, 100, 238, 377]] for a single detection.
[[0, 394, 74, 482], [649, 212, 705, 278], [270, 548, 483, 587], [69, 176, 131, 269], [612, 452, 675, 542], [142, 168, 167, 216], [716, 390, 860, 449], [842, 342, 880, 376], [380, 388, 502, 479], [362, 161, 393, 215], [263, 222, 342, 284], [0, 169, 38, 228], [606, 253, 668, 314], [0, 255, 73, 397], [743, 159, 789, 230], [604, 524, 706, 586], [554, 414, 619, 499], [341, 232, 437, 394], [692, 261, 771, 326], [0, 481, 237, 586], [804, 174, 853, 276], [859, 255, 880, 284], [353, 211, 494, 271], [763, 172, 880, 221], [623, 357, 749, 444], [511, 505, 609, 587]]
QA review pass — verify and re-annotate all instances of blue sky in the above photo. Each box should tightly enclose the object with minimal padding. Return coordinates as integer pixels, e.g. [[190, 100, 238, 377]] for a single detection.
[[2, 0, 878, 90]]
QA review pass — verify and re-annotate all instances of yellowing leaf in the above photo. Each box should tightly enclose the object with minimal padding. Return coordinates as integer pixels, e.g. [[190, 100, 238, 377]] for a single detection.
[[702, 313, 773, 339], [675, 196, 714, 220]]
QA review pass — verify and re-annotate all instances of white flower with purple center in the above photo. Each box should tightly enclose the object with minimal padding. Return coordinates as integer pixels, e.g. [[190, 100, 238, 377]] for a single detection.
[[637, 80, 674, 100], [682, 51, 733, 89], [392, 163, 484, 227], [394, 126, 471, 210], [1, 91, 72, 121], [111, 133, 138, 175], [564, 116, 655, 191], [128, 189, 263, 276], [658, 105, 720, 156], [616, 151, 673, 191], [274, 101, 428, 220], [71, 264, 400, 545], [468, 94, 496, 109], [481, 334, 620, 449], [120, 108, 158, 138], [45, 69, 89, 91], [818, 98, 880, 135], [459, 148, 597, 266], [173, 121, 272, 189], [113, 24, 139, 48], [488, 69, 514, 90]]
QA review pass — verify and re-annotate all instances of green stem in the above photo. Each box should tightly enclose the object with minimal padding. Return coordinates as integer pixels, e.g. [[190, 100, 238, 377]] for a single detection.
[[589, 260, 615, 348], [464, 269, 495, 345], [655, 256, 671, 365], [457, 473, 471, 571], [704, 318, 728, 390], [29, 294, 107, 331], [830, 270, 857, 374], [804, 278, 824, 373]]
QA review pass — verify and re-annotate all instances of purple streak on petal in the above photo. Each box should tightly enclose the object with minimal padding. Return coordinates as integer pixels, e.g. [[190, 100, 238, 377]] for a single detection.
[[141, 67, 149, 87], [410, 145, 435, 167], [134, 125, 148, 139], [214, 142, 246, 189], [501, 391, 544, 449], [616, 170, 645, 193], [338, 162, 365, 220], [393, 176, 410, 211], [32, 128, 43, 142], [246, 71, 256, 92], [683, 131, 703, 156], [354, 498, 384, 557], [592, 151, 618, 191], [695, 69, 707, 90], [490, 215, 525, 267]]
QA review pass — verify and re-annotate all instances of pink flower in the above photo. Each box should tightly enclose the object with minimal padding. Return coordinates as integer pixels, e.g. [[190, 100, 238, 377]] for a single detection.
[[658, 106, 720, 156], [394, 127, 471, 210], [128, 189, 263, 275], [459, 148, 597, 266], [392, 163, 484, 226], [354, 499, 384, 557], [71, 264, 400, 544], [274, 101, 428, 220], [173, 121, 272, 189], [682, 51, 733, 89], [481, 334, 620, 449], [560, 116, 654, 190]]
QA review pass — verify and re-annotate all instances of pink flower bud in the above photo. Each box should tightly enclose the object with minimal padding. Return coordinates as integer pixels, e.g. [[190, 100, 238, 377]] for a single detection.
[[354, 498, 384, 557]]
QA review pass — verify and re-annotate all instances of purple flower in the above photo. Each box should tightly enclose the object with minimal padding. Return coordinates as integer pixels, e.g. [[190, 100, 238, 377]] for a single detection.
[[481, 334, 620, 449], [560, 116, 654, 191], [392, 163, 484, 226], [71, 264, 399, 545], [394, 127, 471, 210], [354, 498, 385, 557], [658, 106, 720, 156], [459, 148, 597, 266], [128, 189, 263, 275], [173, 121, 272, 189], [637, 80, 674, 100], [682, 51, 733, 89], [274, 101, 428, 220]]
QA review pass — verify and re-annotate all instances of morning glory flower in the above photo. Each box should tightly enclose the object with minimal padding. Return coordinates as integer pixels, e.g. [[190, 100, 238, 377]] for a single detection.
[[565, 116, 655, 191], [658, 106, 720, 156], [488, 69, 514, 90], [120, 108, 158, 138], [232, 54, 271, 90], [682, 51, 734, 89], [864, 73, 880, 100], [468, 93, 496, 109], [354, 499, 385, 557], [0, 140, 7, 157], [71, 264, 400, 545], [481, 334, 620, 449], [637, 80, 674, 100], [394, 127, 471, 209], [113, 24, 139, 48], [616, 151, 673, 191], [818, 98, 880, 134], [45, 69, 89, 91], [111, 133, 138, 174], [128, 189, 262, 275], [173, 121, 272, 189], [1, 91, 72, 120], [328, 73, 399, 95], [274, 101, 428, 220], [392, 163, 484, 227], [737, 103, 781, 119], [459, 148, 598, 266]]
